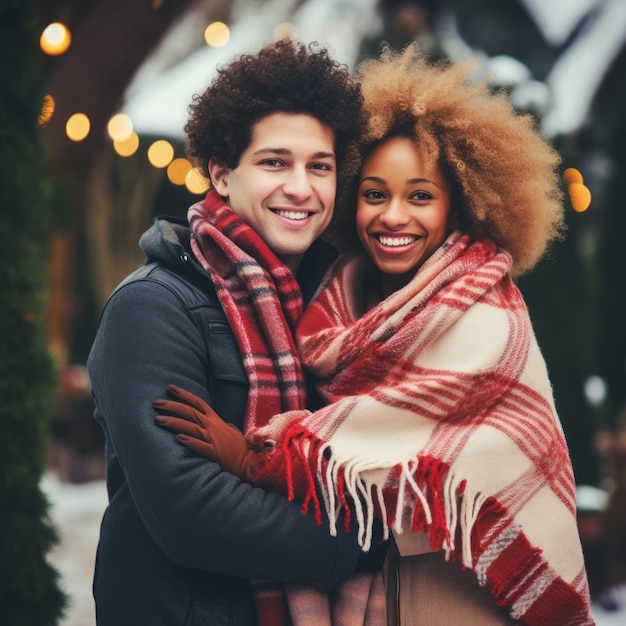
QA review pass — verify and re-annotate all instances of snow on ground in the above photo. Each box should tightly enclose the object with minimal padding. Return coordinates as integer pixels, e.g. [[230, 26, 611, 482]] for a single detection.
[[42, 471, 626, 625], [592, 585, 626, 625], [43, 473, 107, 626]]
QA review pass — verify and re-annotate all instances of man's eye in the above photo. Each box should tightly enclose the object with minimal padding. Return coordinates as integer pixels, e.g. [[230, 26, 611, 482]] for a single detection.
[[311, 163, 332, 171], [261, 159, 282, 167]]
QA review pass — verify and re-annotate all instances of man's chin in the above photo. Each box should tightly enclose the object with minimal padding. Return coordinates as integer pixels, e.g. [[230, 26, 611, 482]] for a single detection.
[[273, 248, 307, 273]]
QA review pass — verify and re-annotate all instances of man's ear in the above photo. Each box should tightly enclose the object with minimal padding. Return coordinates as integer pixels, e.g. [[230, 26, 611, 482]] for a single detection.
[[208, 160, 229, 196]]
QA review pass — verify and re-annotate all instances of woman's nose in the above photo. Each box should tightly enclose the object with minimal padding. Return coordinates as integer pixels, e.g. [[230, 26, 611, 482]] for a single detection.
[[379, 198, 409, 227]]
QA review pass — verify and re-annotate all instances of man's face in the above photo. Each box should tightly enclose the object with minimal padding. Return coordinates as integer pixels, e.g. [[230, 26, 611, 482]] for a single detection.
[[209, 112, 336, 272]]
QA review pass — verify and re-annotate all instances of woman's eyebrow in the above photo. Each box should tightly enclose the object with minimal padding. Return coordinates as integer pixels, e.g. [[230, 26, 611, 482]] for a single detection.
[[360, 176, 439, 187]]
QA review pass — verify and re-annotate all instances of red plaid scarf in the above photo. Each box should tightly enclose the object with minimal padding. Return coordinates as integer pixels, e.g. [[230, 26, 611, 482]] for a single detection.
[[188, 190, 306, 431], [189, 190, 305, 626], [252, 232, 593, 625]]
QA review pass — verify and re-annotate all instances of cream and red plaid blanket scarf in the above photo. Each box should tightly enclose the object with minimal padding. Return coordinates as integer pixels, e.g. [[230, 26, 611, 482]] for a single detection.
[[252, 231, 593, 625], [189, 190, 384, 626]]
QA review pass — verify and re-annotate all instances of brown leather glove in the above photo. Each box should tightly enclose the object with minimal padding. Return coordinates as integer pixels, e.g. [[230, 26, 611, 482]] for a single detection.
[[153, 384, 259, 483]]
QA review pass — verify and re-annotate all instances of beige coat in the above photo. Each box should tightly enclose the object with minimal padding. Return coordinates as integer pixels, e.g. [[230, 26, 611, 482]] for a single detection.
[[384, 533, 516, 625]]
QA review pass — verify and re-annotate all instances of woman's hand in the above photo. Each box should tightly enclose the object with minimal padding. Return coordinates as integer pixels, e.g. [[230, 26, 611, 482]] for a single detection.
[[153, 384, 258, 482]]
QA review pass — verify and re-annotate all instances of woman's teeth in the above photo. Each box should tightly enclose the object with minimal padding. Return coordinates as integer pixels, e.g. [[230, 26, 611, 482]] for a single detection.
[[378, 235, 417, 247]]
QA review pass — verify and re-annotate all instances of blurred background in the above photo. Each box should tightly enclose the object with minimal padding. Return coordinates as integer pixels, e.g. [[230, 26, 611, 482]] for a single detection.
[[2, 0, 626, 624]]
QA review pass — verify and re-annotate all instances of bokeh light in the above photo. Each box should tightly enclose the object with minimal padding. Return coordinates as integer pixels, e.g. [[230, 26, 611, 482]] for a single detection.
[[569, 183, 592, 213], [563, 167, 583, 185], [39, 94, 55, 126], [185, 167, 211, 194], [273, 22, 299, 42], [563, 167, 591, 212], [204, 22, 230, 47], [584, 375, 607, 407], [147, 140, 174, 168], [113, 132, 140, 157], [107, 113, 134, 142], [167, 158, 193, 185], [65, 113, 90, 142], [40, 22, 71, 56]]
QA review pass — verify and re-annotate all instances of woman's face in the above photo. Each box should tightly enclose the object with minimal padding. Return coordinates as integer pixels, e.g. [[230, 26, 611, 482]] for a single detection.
[[356, 136, 453, 288]]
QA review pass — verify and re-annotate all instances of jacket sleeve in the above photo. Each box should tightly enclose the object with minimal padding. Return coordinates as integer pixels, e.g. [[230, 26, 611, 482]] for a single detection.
[[87, 278, 365, 586]]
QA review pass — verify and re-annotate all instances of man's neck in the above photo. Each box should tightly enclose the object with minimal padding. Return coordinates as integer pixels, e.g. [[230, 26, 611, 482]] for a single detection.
[[277, 252, 304, 274]]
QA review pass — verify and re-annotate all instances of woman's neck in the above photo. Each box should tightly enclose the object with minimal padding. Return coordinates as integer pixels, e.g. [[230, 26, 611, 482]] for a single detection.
[[380, 271, 414, 299]]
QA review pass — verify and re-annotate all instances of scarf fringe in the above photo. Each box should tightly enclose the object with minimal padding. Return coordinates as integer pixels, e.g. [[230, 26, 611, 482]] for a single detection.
[[278, 425, 488, 567]]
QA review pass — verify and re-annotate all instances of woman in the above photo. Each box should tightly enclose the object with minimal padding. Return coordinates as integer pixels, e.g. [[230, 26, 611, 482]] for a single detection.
[[154, 45, 593, 625]]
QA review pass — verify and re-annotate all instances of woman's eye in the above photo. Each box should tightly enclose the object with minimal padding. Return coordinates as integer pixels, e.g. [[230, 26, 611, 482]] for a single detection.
[[411, 190, 433, 201], [363, 189, 385, 200]]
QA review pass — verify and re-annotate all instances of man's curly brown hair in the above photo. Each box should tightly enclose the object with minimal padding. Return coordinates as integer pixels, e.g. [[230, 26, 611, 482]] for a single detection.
[[184, 39, 364, 182], [341, 44, 565, 277]]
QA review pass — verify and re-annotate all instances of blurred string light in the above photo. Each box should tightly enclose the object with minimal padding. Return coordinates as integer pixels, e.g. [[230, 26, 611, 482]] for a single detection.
[[185, 167, 210, 194], [38, 94, 55, 126], [113, 132, 140, 157], [563, 167, 592, 213], [105, 119, 208, 193], [147, 139, 174, 168], [167, 158, 192, 185], [204, 22, 230, 47], [273, 22, 299, 42], [107, 113, 134, 142], [584, 375, 607, 407], [66, 113, 90, 141], [40, 22, 71, 56]]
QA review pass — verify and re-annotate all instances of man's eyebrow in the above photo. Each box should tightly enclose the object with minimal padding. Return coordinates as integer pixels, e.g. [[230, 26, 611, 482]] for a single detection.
[[313, 151, 336, 161], [251, 148, 336, 161]]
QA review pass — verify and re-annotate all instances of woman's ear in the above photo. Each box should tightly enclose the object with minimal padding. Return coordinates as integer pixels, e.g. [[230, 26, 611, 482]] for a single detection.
[[208, 160, 229, 196]]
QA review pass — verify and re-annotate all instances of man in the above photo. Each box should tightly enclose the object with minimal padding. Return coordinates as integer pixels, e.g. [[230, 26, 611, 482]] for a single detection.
[[87, 40, 380, 625]]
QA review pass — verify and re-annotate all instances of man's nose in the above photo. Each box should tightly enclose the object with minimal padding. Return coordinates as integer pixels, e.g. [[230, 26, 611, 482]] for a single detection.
[[282, 166, 313, 200]]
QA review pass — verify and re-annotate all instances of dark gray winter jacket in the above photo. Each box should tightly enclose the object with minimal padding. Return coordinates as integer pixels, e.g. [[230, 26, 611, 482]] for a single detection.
[[87, 216, 382, 626]]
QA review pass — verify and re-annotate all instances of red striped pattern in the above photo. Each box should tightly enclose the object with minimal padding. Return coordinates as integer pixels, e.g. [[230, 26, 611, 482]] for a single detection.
[[189, 191, 307, 626], [255, 231, 592, 625], [188, 190, 306, 431]]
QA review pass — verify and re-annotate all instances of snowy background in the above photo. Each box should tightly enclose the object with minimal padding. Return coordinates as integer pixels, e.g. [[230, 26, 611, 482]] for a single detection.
[[43, 471, 626, 626]]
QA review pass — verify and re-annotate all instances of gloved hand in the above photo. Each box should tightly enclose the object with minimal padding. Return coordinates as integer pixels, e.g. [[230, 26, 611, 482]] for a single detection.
[[153, 384, 259, 483]]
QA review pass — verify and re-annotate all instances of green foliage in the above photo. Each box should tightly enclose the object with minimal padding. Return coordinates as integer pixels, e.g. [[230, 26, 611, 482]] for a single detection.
[[518, 207, 600, 485], [0, 2, 67, 624]]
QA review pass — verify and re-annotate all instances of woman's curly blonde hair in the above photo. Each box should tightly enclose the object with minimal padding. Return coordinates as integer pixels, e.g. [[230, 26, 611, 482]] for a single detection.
[[342, 44, 565, 276]]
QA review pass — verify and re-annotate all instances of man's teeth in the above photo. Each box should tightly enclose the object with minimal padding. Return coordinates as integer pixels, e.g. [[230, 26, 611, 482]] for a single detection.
[[275, 210, 309, 220], [378, 235, 417, 247]]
